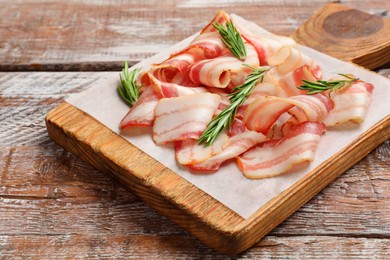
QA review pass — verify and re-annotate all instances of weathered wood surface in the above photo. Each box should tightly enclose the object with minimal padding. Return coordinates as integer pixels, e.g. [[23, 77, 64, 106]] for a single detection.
[[1, 0, 390, 71], [1, 0, 390, 258], [292, 3, 390, 69], [1, 72, 389, 257]]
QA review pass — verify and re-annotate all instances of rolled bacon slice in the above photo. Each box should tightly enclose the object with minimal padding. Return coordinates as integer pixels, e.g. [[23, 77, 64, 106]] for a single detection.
[[153, 93, 221, 144], [244, 94, 333, 134], [147, 72, 207, 98], [152, 31, 228, 86], [237, 122, 326, 179], [152, 53, 197, 86], [189, 131, 267, 172], [119, 87, 160, 128], [324, 80, 374, 126], [232, 16, 296, 66], [188, 43, 259, 88], [267, 46, 321, 76], [278, 65, 322, 97]]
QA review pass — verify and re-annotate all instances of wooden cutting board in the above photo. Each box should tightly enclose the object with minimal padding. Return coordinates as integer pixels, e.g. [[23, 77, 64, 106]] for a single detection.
[[45, 3, 390, 255]]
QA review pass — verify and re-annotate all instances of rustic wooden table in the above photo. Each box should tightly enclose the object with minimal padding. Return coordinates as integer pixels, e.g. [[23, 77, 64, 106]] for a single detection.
[[1, 0, 389, 258]]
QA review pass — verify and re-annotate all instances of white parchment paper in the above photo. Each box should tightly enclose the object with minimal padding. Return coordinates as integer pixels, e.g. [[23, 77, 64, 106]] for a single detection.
[[66, 15, 390, 219]]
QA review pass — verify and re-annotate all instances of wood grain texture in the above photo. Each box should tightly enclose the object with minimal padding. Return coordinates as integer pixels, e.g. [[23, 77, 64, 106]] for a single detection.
[[291, 3, 390, 69], [1, 71, 389, 257], [43, 3, 390, 253], [1, 0, 390, 258], [1, 0, 390, 71]]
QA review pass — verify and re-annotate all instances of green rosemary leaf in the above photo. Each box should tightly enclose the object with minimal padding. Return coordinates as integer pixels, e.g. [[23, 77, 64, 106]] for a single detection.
[[298, 74, 359, 97], [118, 61, 142, 107], [212, 20, 247, 60]]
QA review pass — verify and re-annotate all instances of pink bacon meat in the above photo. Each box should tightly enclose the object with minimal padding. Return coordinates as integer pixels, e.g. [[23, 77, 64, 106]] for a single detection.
[[237, 122, 326, 179], [119, 87, 160, 128], [175, 133, 229, 165], [324, 81, 374, 126], [188, 43, 259, 88], [152, 30, 228, 86], [189, 131, 267, 172], [153, 93, 221, 144], [244, 94, 333, 134]]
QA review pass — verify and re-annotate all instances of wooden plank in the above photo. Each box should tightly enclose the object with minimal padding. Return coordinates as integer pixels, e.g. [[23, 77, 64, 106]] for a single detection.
[[0, 235, 389, 259], [1, 0, 389, 71], [0, 145, 388, 236], [45, 101, 390, 254], [43, 5, 390, 253], [291, 3, 390, 69]]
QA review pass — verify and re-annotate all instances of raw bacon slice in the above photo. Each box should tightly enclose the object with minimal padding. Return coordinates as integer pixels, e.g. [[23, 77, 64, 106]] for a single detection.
[[324, 80, 374, 126], [152, 32, 228, 86], [244, 94, 333, 134], [147, 72, 207, 98], [267, 46, 320, 76], [188, 43, 259, 88], [152, 53, 198, 86], [185, 31, 228, 59], [120, 87, 160, 128], [237, 122, 326, 179], [153, 93, 221, 144], [228, 118, 246, 136], [189, 131, 267, 172], [278, 65, 322, 97], [201, 10, 231, 34], [236, 82, 285, 119], [243, 82, 284, 106], [232, 17, 296, 66], [175, 133, 229, 165]]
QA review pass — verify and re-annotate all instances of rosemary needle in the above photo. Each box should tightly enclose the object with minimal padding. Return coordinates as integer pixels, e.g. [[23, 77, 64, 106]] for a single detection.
[[197, 65, 269, 146], [298, 73, 359, 96], [118, 61, 142, 107], [213, 20, 247, 60]]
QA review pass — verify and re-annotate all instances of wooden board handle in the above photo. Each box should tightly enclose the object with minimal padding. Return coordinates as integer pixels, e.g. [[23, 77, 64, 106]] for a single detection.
[[291, 3, 390, 69]]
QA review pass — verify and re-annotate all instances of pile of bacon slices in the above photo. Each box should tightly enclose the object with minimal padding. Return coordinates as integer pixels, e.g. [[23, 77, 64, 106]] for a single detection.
[[119, 11, 374, 179]]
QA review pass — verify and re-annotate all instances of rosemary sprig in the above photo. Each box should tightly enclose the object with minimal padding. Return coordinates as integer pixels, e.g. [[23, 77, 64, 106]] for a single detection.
[[118, 61, 142, 107], [298, 73, 359, 96], [197, 65, 269, 146], [213, 20, 247, 60]]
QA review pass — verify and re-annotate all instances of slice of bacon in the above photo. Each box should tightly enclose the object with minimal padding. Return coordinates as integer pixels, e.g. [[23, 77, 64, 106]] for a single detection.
[[228, 118, 246, 136], [152, 52, 200, 86], [244, 94, 333, 134], [152, 32, 228, 86], [186, 31, 229, 59], [243, 82, 284, 106], [267, 46, 320, 76], [175, 133, 229, 165], [188, 43, 259, 88], [235, 82, 285, 119], [147, 72, 207, 98], [189, 131, 267, 172], [153, 93, 221, 144], [324, 80, 374, 126], [278, 65, 322, 96], [237, 122, 326, 179], [232, 17, 296, 66], [201, 10, 231, 34], [119, 86, 160, 128]]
